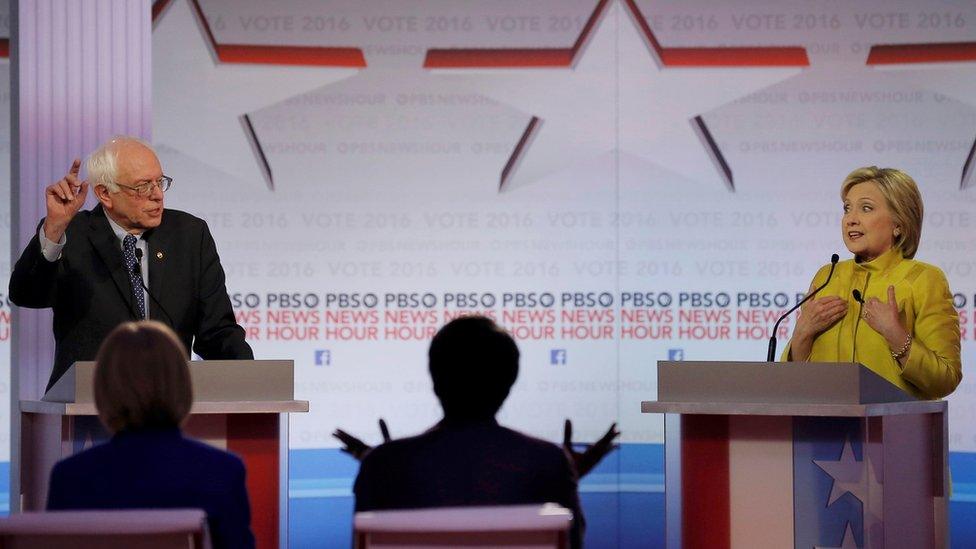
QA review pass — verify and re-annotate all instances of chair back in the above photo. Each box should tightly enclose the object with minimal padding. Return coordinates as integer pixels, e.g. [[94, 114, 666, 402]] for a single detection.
[[354, 504, 571, 548], [0, 509, 210, 549]]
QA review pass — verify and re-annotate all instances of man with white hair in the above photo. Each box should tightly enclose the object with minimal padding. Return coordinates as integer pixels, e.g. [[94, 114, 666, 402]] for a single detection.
[[10, 136, 253, 391]]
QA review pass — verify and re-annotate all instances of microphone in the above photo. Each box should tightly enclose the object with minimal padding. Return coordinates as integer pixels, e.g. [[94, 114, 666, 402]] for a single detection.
[[850, 288, 866, 362], [133, 248, 175, 326], [766, 254, 840, 362]]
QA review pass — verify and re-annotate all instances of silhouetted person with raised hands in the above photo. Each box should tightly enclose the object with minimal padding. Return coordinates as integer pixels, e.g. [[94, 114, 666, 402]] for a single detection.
[[352, 316, 588, 548]]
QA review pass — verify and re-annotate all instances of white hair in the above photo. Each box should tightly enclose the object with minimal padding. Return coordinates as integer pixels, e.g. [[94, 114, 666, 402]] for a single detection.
[[85, 136, 154, 193]]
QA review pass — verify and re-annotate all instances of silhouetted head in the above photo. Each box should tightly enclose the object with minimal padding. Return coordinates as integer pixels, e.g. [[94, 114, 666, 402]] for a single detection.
[[94, 321, 192, 434], [428, 316, 519, 420]]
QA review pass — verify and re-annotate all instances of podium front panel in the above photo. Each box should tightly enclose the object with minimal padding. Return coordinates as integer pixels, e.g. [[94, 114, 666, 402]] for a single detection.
[[662, 411, 946, 549]]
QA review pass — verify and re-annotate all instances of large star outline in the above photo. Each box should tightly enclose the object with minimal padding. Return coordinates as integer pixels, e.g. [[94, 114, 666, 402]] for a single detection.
[[424, 0, 808, 193], [153, 0, 365, 189], [867, 40, 976, 189]]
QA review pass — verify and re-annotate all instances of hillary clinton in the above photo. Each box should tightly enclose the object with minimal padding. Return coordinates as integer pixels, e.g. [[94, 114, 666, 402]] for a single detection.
[[785, 167, 961, 399]]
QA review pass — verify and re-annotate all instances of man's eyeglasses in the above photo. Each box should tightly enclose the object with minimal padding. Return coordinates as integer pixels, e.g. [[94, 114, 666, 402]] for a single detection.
[[116, 176, 173, 197]]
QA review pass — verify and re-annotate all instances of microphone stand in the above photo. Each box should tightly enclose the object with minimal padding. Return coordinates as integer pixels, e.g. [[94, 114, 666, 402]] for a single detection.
[[766, 254, 839, 362]]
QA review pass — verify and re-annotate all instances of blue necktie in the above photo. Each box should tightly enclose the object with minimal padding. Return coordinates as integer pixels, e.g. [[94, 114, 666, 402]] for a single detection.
[[122, 235, 146, 319]]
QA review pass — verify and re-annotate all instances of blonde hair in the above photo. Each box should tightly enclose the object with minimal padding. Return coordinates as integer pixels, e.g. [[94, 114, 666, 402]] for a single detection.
[[94, 321, 192, 434], [841, 166, 924, 259]]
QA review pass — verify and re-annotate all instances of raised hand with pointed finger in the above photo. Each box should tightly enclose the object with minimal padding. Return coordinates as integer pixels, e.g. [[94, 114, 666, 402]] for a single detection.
[[43, 159, 90, 243]]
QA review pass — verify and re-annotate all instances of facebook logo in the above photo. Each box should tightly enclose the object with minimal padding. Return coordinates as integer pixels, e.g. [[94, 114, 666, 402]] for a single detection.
[[550, 349, 567, 365], [668, 348, 685, 361], [314, 349, 331, 366]]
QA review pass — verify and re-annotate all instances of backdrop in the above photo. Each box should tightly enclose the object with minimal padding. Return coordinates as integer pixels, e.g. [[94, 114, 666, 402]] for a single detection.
[[7, 0, 976, 546], [153, 1, 976, 547]]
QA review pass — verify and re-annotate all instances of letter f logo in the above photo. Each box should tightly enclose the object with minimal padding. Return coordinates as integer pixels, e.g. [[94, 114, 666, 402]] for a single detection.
[[315, 350, 331, 366]]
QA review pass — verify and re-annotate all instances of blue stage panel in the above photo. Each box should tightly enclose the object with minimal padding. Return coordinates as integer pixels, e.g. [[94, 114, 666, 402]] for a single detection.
[[286, 446, 976, 547], [950, 452, 976, 548], [287, 443, 666, 547], [0, 462, 8, 515]]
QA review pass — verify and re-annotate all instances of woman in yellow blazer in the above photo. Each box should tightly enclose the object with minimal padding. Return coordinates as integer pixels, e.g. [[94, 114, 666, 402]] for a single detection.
[[785, 167, 961, 400]]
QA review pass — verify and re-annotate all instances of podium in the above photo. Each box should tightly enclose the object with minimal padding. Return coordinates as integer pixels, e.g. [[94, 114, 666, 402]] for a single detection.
[[19, 360, 308, 549], [642, 361, 947, 549]]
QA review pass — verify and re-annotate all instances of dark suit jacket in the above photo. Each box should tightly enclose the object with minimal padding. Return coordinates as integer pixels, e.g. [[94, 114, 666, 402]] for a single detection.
[[47, 428, 254, 549], [10, 205, 253, 390], [354, 418, 584, 548]]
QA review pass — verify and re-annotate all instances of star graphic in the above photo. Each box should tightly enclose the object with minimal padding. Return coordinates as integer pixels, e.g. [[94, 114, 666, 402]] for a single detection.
[[153, 0, 361, 188], [814, 522, 860, 549], [867, 42, 976, 189], [812, 435, 887, 548], [426, 0, 806, 192], [813, 437, 865, 506]]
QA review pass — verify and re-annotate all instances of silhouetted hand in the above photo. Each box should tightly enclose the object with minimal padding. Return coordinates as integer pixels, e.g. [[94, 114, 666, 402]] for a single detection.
[[563, 419, 620, 478], [332, 418, 391, 461]]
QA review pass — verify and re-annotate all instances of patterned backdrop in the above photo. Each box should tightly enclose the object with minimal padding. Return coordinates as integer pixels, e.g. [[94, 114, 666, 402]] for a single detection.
[[5, 0, 976, 546]]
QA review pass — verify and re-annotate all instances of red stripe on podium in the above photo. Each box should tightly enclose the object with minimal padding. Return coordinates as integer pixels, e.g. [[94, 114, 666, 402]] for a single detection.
[[681, 415, 730, 549], [227, 414, 280, 549]]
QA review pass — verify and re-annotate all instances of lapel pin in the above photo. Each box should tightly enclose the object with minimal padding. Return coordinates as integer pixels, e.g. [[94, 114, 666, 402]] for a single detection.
[[156, 251, 164, 260]]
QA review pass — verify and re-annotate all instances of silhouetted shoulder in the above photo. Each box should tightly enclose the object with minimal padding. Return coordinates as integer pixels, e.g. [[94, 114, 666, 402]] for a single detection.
[[363, 422, 569, 472], [496, 425, 568, 459], [49, 441, 111, 475], [177, 435, 245, 470], [53, 431, 243, 480]]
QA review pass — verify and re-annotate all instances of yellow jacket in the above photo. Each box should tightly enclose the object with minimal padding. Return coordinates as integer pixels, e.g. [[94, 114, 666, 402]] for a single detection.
[[784, 247, 961, 399]]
